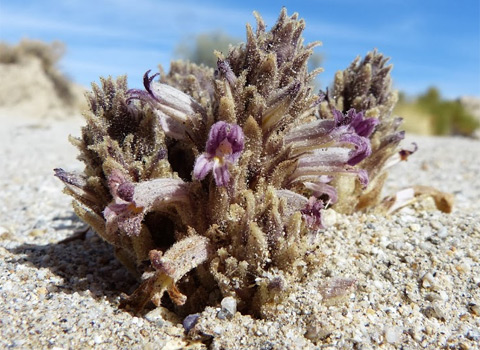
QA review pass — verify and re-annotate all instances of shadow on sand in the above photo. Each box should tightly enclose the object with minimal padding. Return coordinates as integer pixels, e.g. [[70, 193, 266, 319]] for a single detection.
[[7, 212, 138, 303]]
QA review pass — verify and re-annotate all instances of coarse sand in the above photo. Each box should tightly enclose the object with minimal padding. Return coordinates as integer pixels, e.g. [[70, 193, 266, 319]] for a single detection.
[[0, 111, 479, 349]]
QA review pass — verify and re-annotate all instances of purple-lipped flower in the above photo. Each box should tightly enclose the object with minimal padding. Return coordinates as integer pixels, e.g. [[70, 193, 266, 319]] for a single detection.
[[284, 108, 377, 192], [333, 108, 379, 166], [193, 121, 245, 186], [103, 170, 191, 237], [333, 108, 379, 138], [127, 70, 204, 140]]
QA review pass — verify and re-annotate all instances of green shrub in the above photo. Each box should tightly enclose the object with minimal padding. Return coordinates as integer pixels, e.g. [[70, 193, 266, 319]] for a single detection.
[[415, 87, 478, 136]]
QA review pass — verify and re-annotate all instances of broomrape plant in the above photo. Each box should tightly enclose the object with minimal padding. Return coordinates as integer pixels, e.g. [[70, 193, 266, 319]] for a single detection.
[[55, 9, 448, 317]]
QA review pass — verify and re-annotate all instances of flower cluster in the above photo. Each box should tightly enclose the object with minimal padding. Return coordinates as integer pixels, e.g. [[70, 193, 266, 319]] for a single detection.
[[55, 9, 411, 317]]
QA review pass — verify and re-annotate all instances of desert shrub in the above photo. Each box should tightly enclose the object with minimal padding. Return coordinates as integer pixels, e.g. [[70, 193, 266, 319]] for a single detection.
[[417, 87, 479, 136]]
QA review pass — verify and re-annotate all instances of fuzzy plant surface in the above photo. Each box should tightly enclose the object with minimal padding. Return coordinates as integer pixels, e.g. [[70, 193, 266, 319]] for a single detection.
[[55, 9, 417, 317]]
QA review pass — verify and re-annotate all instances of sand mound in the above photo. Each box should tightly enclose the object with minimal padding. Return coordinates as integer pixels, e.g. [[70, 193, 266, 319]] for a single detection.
[[0, 40, 86, 119]]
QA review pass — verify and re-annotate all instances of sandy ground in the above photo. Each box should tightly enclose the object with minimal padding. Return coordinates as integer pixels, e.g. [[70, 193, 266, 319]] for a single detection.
[[0, 111, 479, 349]]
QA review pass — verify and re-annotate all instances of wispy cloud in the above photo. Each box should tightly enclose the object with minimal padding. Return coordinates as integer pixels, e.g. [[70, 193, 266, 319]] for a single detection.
[[1, 0, 478, 97]]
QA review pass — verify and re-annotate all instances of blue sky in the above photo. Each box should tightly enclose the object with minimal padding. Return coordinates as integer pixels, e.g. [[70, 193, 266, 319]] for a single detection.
[[1, 0, 479, 98]]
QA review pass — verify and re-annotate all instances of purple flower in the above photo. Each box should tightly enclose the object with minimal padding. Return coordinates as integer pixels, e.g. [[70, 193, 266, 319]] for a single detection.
[[304, 176, 338, 204], [103, 170, 191, 237], [289, 149, 369, 189], [284, 108, 377, 168], [127, 70, 204, 140], [333, 108, 379, 166], [338, 132, 372, 166], [301, 196, 325, 229], [193, 121, 245, 186], [275, 190, 327, 229], [333, 108, 379, 138]]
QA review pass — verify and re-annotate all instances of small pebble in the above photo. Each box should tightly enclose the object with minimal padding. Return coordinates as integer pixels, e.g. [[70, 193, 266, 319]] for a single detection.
[[182, 314, 200, 333], [423, 304, 446, 321], [322, 209, 337, 227], [384, 326, 403, 344], [217, 296, 237, 319], [304, 324, 331, 342], [409, 223, 420, 232], [93, 335, 103, 344], [145, 308, 172, 327], [468, 303, 480, 316]]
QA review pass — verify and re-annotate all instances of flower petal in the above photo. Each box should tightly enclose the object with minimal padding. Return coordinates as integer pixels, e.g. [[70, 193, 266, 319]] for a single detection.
[[104, 178, 190, 237], [334, 108, 379, 138], [290, 154, 369, 189], [284, 119, 336, 154], [193, 154, 214, 181], [213, 163, 230, 187], [127, 71, 205, 140], [155, 109, 189, 139], [133, 178, 190, 209], [353, 115, 379, 138], [206, 121, 228, 155], [226, 124, 245, 155], [338, 133, 372, 166], [304, 180, 338, 204]]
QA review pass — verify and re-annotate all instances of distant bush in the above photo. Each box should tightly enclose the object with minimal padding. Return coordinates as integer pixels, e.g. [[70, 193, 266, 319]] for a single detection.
[[395, 87, 479, 136], [0, 39, 75, 104], [175, 31, 242, 68], [417, 87, 479, 136]]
